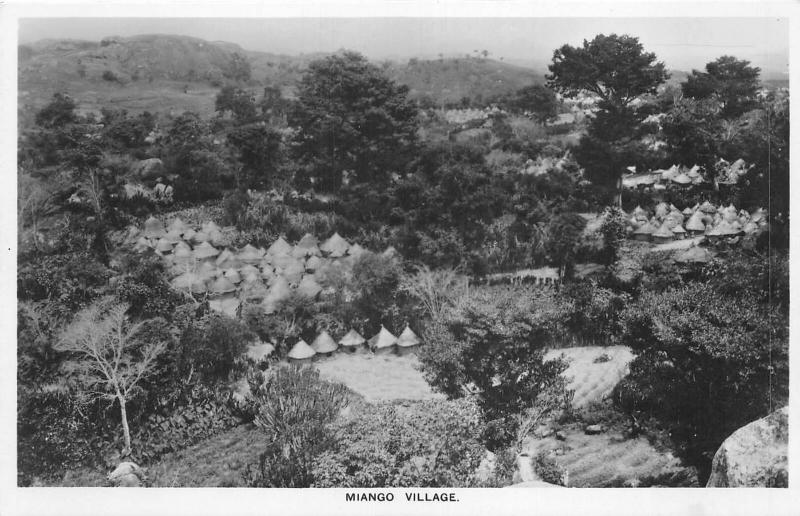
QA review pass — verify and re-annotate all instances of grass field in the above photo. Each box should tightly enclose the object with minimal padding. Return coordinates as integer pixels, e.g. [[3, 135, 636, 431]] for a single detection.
[[545, 346, 635, 408], [523, 423, 698, 487], [314, 352, 444, 402]]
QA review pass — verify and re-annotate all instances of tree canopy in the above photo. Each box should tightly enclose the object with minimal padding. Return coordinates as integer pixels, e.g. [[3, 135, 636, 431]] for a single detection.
[[290, 51, 418, 191], [682, 56, 761, 118]]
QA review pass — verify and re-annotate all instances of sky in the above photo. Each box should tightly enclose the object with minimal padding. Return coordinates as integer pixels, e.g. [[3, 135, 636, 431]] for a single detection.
[[19, 17, 789, 76]]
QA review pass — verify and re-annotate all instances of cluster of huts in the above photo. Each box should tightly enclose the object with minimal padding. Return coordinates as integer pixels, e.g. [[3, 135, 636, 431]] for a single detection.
[[627, 202, 767, 244], [622, 160, 751, 190], [287, 325, 421, 364], [128, 216, 398, 318]]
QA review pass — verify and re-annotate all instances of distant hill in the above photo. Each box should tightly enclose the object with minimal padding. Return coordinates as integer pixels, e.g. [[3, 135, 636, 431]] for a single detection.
[[19, 35, 549, 125]]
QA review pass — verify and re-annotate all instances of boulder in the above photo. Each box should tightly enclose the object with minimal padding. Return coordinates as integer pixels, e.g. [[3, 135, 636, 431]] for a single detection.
[[132, 158, 164, 179], [706, 407, 788, 487], [585, 424, 605, 435], [107, 461, 147, 487]]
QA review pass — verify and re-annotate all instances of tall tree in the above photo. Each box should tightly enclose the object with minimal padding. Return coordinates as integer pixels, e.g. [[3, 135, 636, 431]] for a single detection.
[[56, 301, 167, 456], [290, 51, 418, 191], [547, 34, 668, 195], [682, 56, 761, 118]]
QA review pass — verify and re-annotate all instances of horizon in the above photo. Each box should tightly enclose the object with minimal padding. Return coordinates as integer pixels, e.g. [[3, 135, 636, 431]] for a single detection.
[[19, 17, 789, 77]]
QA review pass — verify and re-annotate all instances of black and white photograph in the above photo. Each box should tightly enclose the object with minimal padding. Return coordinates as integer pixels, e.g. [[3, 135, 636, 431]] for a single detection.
[[1, 1, 797, 514]]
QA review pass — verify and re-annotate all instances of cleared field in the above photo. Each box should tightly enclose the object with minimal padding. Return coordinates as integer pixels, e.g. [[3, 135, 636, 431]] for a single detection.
[[523, 424, 698, 487], [314, 352, 444, 402], [545, 346, 635, 407]]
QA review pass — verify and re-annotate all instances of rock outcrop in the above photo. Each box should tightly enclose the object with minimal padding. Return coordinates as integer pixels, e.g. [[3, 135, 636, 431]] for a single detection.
[[706, 407, 788, 487]]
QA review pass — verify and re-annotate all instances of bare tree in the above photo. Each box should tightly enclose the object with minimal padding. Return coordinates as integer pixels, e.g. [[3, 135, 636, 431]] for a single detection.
[[18, 171, 57, 250], [400, 264, 469, 323], [56, 300, 167, 456]]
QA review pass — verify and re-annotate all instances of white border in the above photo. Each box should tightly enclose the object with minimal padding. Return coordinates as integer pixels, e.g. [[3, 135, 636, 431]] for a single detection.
[[1, 1, 798, 515]]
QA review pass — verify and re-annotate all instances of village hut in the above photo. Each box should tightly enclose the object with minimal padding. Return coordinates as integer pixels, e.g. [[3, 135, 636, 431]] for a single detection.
[[190, 277, 208, 295], [671, 224, 687, 239], [133, 236, 151, 252], [653, 202, 669, 220], [743, 221, 759, 235], [675, 245, 712, 264], [215, 249, 240, 269], [193, 241, 220, 261], [287, 340, 316, 365], [682, 206, 694, 217], [396, 325, 421, 356], [210, 276, 237, 299], [339, 329, 366, 353], [171, 271, 196, 292], [192, 230, 210, 244], [202, 221, 222, 235], [245, 341, 275, 363], [262, 275, 291, 314], [369, 326, 398, 355], [172, 242, 194, 265], [297, 275, 322, 299], [320, 232, 351, 258], [238, 264, 259, 277], [272, 253, 296, 270], [661, 165, 679, 182], [311, 331, 338, 357], [261, 265, 276, 282], [283, 260, 306, 286], [672, 172, 692, 185], [348, 243, 367, 258], [652, 223, 675, 244], [163, 228, 183, 244], [292, 233, 322, 258], [167, 217, 188, 235], [699, 201, 716, 214], [240, 276, 269, 302], [143, 216, 165, 239], [632, 205, 648, 220], [155, 237, 174, 254], [267, 236, 293, 257], [305, 255, 323, 272], [685, 212, 706, 235], [223, 268, 242, 284], [238, 244, 264, 265], [632, 221, 656, 242]]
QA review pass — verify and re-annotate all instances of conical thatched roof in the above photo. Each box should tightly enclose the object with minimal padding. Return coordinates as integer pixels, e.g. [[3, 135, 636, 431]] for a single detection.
[[288, 340, 316, 360], [190, 278, 208, 294], [297, 275, 322, 298], [283, 261, 305, 285], [262, 276, 291, 313], [675, 245, 712, 264], [686, 212, 706, 232], [305, 255, 323, 272], [699, 201, 716, 213], [167, 217, 188, 234], [239, 264, 260, 277], [633, 221, 656, 235], [397, 325, 421, 347], [339, 329, 366, 347], [682, 207, 694, 216], [671, 223, 686, 235], [708, 220, 738, 236], [241, 277, 268, 301], [369, 326, 397, 350], [292, 233, 321, 259], [192, 231, 210, 244], [211, 276, 237, 294], [194, 241, 220, 259], [238, 244, 264, 264], [311, 331, 338, 354], [171, 272, 196, 291], [632, 205, 647, 218], [164, 228, 183, 244], [134, 236, 151, 251], [672, 172, 692, 185], [215, 249, 241, 269], [155, 238, 174, 252], [348, 243, 367, 258], [652, 223, 674, 239], [654, 202, 669, 219], [272, 253, 296, 270], [144, 216, 165, 238], [267, 236, 293, 256], [223, 268, 242, 284], [202, 221, 222, 234], [320, 232, 351, 257]]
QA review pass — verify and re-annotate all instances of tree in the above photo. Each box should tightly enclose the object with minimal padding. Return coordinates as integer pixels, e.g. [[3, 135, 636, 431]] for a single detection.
[[599, 206, 627, 264], [544, 212, 586, 280], [510, 84, 559, 123], [56, 301, 167, 456], [547, 34, 668, 194], [215, 86, 257, 122], [223, 52, 252, 83], [35, 92, 77, 128], [227, 123, 283, 189], [682, 56, 760, 118], [290, 51, 418, 191]]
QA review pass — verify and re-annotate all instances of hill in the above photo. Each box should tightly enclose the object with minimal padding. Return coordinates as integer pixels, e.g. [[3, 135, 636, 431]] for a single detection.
[[18, 35, 546, 125]]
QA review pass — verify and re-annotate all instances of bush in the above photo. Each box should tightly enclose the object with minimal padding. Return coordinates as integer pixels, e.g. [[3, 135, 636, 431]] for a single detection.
[[102, 70, 119, 83], [532, 451, 566, 486], [114, 251, 183, 319], [175, 311, 255, 384], [312, 399, 488, 487], [245, 366, 350, 487]]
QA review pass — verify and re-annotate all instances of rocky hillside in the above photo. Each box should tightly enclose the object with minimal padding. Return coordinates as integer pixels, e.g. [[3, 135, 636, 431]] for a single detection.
[[18, 35, 546, 125]]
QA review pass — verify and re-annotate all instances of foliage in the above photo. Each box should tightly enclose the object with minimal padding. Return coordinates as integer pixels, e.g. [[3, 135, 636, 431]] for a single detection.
[[682, 56, 760, 118], [290, 51, 418, 190], [418, 286, 570, 448], [18, 251, 111, 312], [114, 251, 183, 319], [599, 206, 627, 264], [506, 84, 559, 123], [174, 310, 255, 385], [35, 92, 77, 128], [400, 264, 468, 326], [312, 399, 489, 487], [245, 366, 350, 487], [544, 212, 586, 279], [55, 300, 168, 455], [615, 283, 789, 482], [215, 86, 257, 121], [532, 451, 567, 486], [17, 301, 66, 384], [226, 123, 284, 189]]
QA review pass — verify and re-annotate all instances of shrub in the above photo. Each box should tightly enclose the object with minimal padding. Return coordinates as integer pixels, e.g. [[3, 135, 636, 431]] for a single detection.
[[114, 251, 183, 319], [593, 353, 611, 364], [312, 399, 488, 487], [245, 366, 350, 487], [532, 451, 566, 486], [175, 311, 255, 384], [102, 70, 119, 83]]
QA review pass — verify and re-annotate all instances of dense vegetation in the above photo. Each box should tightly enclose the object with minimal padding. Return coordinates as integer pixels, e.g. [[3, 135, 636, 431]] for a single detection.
[[17, 34, 788, 488]]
